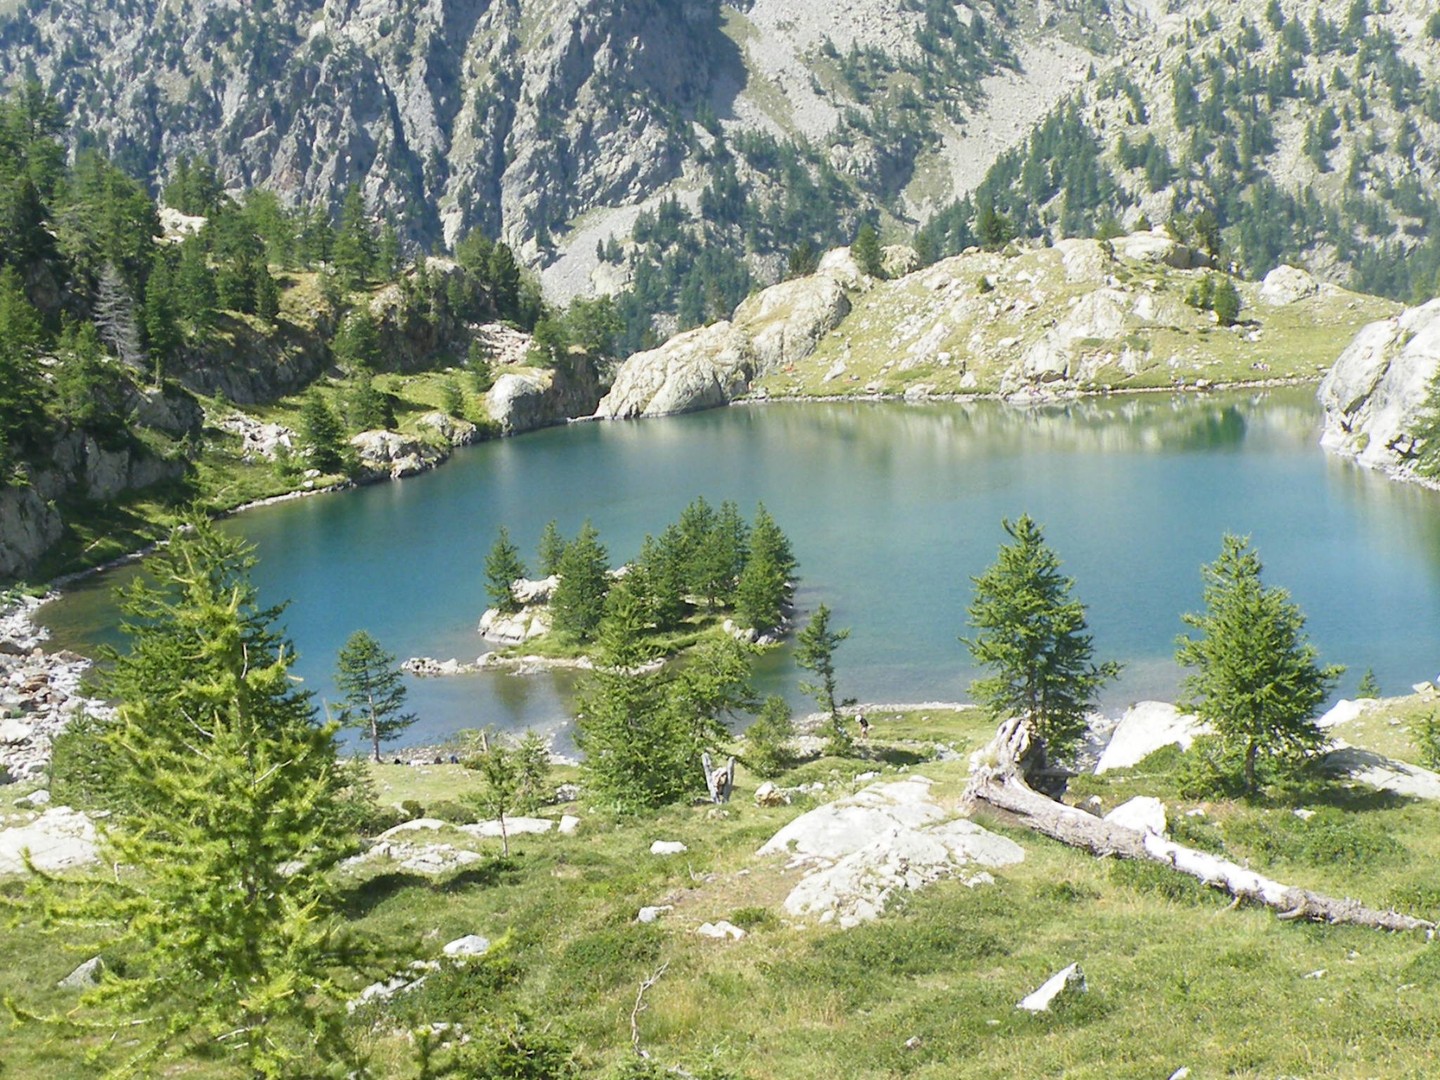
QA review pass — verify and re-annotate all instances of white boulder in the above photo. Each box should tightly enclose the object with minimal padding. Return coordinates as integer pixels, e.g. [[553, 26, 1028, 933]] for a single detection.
[[442, 934, 491, 958], [0, 806, 100, 875], [1259, 265, 1319, 306], [459, 817, 555, 838], [696, 920, 747, 941], [1103, 796, 1167, 836], [1018, 963, 1087, 1012], [58, 956, 105, 989], [1095, 702, 1209, 773], [650, 840, 688, 855], [757, 776, 947, 863]]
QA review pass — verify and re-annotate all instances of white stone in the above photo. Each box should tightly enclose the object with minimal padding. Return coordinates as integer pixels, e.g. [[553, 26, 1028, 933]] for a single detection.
[[1293, 808, 1317, 820], [58, 956, 104, 989], [0, 806, 100, 874], [650, 840, 688, 855], [636, 905, 673, 924], [757, 776, 947, 862], [1095, 702, 1210, 773], [14, 788, 50, 808], [1317, 699, 1364, 729], [1322, 745, 1440, 801], [374, 818, 450, 841], [1259, 265, 1318, 306], [442, 935, 491, 958], [558, 815, 581, 835], [0, 718, 34, 744], [459, 817, 555, 838], [1018, 963, 1087, 1012], [1104, 796, 1167, 836], [696, 921, 746, 941], [754, 781, 790, 807]]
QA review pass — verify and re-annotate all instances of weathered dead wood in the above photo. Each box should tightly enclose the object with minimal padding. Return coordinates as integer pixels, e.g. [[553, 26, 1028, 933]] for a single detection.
[[964, 717, 1434, 934], [702, 752, 736, 803]]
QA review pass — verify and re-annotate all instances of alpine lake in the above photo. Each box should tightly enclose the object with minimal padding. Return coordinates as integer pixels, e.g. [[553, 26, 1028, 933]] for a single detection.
[[39, 386, 1440, 754]]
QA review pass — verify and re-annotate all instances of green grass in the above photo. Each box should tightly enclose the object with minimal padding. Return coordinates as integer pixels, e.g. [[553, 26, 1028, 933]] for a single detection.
[[8, 706, 1440, 1077]]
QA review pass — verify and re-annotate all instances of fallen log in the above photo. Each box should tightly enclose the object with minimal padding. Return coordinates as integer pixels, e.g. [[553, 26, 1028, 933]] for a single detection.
[[964, 717, 1434, 934]]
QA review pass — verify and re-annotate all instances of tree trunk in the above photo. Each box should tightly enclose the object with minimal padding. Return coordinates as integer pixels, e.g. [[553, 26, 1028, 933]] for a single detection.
[[965, 717, 1433, 934]]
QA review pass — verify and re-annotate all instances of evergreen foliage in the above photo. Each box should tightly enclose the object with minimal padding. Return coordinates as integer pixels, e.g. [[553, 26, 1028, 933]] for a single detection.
[[334, 629, 417, 762], [795, 603, 856, 756], [298, 390, 347, 474], [1175, 534, 1341, 793], [852, 222, 884, 277], [745, 694, 796, 778], [485, 526, 528, 615], [18, 520, 359, 1077], [536, 519, 566, 578], [550, 521, 611, 642], [964, 515, 1120, 761]]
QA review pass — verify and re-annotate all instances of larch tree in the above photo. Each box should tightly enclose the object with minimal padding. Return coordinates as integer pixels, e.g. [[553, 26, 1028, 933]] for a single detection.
[[963, 515, 1119, 764], [485, 526, 529, 615], [795, 602, 856, 756], [11, 520, 360, 1078], [334, 629, 417, 762], [1175, 534, 1341, 793], [550, 521, 611, 642]]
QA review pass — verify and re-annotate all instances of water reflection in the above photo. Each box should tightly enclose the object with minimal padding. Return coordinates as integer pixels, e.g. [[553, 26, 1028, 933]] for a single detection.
[[39, 387, 1440, 746]]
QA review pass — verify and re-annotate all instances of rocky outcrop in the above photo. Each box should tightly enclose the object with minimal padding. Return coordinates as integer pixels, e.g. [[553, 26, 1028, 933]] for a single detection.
[[596, 251, 859, 418], [486, 359, 602, 434], [758, 776, 1023, 928], [350, 430, 451, 482], [1259, 265, 1321, 307], [597, 321, 756, 419], [1318, 300, 1440, 479]]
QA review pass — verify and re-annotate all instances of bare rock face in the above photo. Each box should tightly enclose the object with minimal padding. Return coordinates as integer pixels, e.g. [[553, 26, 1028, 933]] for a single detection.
[[596, 321, 756, 419], [597, 249, 859, 417], [1318, 300, 1440, 478], [733, 274, 852, 376], [486, 360, 602, 434], [1259, 265, 1320, 306], [350, 430, 447, 481]]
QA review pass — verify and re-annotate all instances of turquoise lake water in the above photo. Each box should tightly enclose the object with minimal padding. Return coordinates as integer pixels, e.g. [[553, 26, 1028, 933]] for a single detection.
[[41, 388, 1440, 752]]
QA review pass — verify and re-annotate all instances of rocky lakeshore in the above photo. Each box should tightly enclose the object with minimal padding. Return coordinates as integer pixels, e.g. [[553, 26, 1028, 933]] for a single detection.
[[0, 595, 109, 784]]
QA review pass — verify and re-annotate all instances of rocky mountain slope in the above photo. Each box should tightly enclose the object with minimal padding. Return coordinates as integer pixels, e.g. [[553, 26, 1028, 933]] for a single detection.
[[598, 231, 1397, 417], [924, 0, 1440, 300], [1318, 299, 1440, 482], [0, 1, 1143, 281]]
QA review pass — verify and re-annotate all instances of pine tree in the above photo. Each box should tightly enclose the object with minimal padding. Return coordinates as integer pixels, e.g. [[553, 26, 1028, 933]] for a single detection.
[[1176, 535, 1341, 793], [735, 504, 796, 631], [550, 521, 611, 642], [795, 603, 856, 756], [963, 515, 1120, 762], [332, 307, 381, 371], [299, 390, 346, 473], [345, 369, 392, 431], [1212, 276, 1242, 326], [852, 221, 884, 278], [485, 526, 528, 614], [254, 261, 281, 322], [575, 581, 695, 810], [332, 186, 375, 289], [745, 695, 795, 778], [334, 629, 417, 762], [536, 519, 566, 578], [143, 255, 182, 380], [17, 520, 359, 1077]]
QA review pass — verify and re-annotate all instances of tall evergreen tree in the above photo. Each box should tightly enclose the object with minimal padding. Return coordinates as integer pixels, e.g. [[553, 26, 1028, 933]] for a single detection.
[[20, 520, 358, 1077], [485, 526, 528, 615], [334, 629, 417, 762], [550, 521, 611, 642], [299, 390, 346, 474], [852, 221, 884, 278], [331, 186, 375, 289], [536, 519, 566, 578], [1176, 535, 1341, 793], [795, 602, 856, 756], [963, 515, 1120, 762]]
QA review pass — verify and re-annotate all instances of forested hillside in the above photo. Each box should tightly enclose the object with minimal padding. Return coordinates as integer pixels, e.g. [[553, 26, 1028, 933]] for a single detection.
[[922, 0, 1440, 301]]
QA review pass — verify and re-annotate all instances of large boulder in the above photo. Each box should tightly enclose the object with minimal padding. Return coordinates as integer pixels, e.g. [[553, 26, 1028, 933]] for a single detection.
[[759, 777, 1023, 928], [1259, 265, 1319, 306], [350, 430, 447, 481], [733, 274, 851, 375], [1095, 701, 1209, 773], [1318, 300, 1440, 477], [1111, 229, 1210, 270], [0, 806, 101, 875], [596, 321, 756, 419]]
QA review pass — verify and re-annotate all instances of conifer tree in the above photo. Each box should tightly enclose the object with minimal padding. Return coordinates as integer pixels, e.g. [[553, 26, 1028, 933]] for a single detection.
[[575, 581, 694, 810], [345, 369, 392, 431], [1176, 535, 1341, 793], [299, 390, 346, 474], [795, 603, 856, 756], [852, 221, 884, 278], [745, 695, 796, 778], [485, 526, 528, 614], [550, 521, 611, 642], [536, 519, 566, 578], [964, 515, 1119, 761], [332, 186, 375, 289], [335, 629, 417, 762], [15, 520, 359, 1077]]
